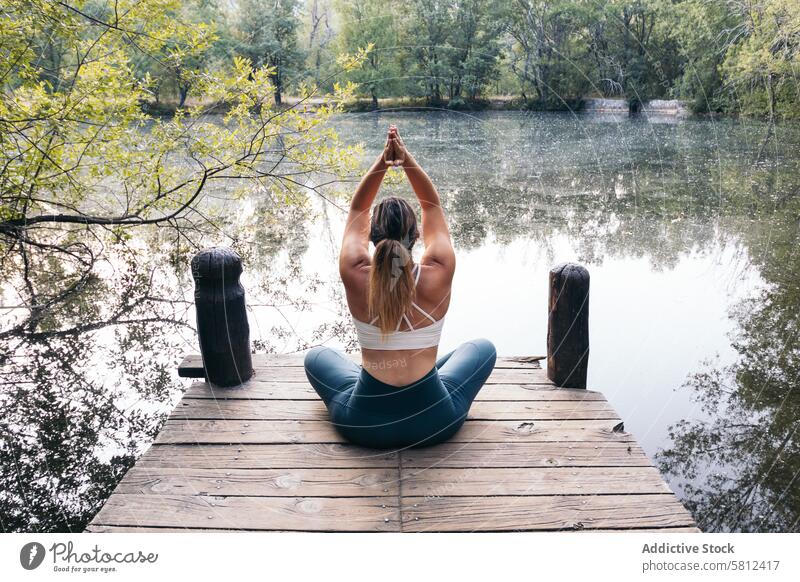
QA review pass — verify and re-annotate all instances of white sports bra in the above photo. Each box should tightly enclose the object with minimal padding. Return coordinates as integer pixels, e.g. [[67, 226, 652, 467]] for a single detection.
[[352, 264, 445, 350]]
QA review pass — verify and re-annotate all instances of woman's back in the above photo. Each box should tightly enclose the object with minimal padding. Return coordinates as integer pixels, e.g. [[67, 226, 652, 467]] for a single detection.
[[344, 261, 452, 385]]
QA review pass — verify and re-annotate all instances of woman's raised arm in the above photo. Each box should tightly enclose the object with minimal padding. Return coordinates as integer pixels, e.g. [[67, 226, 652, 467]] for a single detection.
[[339, 131, 394, 276], [395, 129, 455, 270]]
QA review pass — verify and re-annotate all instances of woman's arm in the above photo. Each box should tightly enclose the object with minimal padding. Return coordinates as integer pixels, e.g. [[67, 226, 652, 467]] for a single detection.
[[339, 141, 392, 278], [397, 133, 455, 270]]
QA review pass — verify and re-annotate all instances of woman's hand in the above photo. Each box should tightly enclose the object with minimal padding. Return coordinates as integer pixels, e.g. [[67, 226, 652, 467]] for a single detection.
[[390, 125, 407, 166], [382, 124, 406, 167], [381, 126, 396, 166]]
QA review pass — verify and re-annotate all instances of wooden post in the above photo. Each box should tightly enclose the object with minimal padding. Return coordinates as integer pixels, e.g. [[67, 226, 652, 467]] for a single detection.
[[191, 247, 253, 387], [547, 262, 589, 389]]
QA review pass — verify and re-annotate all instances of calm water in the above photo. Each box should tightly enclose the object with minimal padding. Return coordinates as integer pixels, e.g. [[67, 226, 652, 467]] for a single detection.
[[2, 111, 798, 532]]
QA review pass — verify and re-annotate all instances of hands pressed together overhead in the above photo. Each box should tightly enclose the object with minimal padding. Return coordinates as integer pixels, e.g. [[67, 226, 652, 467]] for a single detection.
[[382, 124, 407, 167]]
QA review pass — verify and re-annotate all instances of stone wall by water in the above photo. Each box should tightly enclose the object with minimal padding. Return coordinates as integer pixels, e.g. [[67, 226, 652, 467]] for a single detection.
[[642, 99, 689, 116], [583, 98, 688, 116], [583, 98, 629, 112]]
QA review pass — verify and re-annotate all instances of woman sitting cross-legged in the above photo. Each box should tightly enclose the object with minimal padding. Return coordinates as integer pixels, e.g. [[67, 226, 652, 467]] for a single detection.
[[304, 124, 496, 449]]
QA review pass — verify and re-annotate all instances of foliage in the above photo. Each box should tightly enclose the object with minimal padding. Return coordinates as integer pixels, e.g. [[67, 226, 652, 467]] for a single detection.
[[333, 0, 402, 108], [233, 0, 306, 104], [720, 0, 800, 118], [10, 1, 795, 115]]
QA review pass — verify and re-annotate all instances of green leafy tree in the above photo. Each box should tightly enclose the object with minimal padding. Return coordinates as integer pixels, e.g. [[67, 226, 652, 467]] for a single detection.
[[669, 0, 735, 112], [302, 0, 336, 87], [0, 0, 365, 342], [507, 0, 593, 107], [721, 0, 800, 118], [234, 0, 305, 104], [406, 0, 451, 104], [334, 0, 403, 108], [446, 0, 504, 103]]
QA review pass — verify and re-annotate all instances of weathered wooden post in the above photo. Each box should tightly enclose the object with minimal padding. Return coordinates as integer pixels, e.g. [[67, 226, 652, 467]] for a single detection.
[[547, 262, 589, 389], [191, 247, 253, 387]]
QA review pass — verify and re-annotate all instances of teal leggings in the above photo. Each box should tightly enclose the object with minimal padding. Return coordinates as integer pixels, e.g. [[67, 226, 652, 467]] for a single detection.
[[303, 339, 497, 449]]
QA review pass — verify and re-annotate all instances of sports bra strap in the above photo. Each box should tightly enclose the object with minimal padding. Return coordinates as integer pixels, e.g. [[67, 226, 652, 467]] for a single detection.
[[369, 263, 437, 330], [411, 302, 437, 323]]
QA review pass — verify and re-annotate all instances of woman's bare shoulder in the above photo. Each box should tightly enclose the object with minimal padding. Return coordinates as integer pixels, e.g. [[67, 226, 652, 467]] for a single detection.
[[415, 262, 453, 317]]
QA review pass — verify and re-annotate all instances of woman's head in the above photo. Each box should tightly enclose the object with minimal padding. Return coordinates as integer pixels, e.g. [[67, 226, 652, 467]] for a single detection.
[[368, 197, 419, 334], [369, 196, 419, 248]]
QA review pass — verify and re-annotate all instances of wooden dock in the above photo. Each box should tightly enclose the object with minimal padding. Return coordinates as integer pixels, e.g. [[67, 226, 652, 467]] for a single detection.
[[86, 353, 699, 532]]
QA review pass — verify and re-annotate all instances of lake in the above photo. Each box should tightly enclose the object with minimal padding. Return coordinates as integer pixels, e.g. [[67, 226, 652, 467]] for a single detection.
[[1, 111, 798, 533]]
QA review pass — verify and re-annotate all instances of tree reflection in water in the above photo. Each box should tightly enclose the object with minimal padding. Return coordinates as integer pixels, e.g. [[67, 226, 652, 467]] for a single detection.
[[0, 194, 330, 532], [0, 242, 189, 532], [657, 183, 800, 533]]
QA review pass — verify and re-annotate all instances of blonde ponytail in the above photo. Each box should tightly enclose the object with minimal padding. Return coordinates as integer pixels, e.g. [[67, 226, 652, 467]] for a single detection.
[[368, 238, 415, 335]]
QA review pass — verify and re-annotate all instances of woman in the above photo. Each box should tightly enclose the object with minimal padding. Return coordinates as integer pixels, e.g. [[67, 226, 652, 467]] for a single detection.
[[304, 125, 496, 449]]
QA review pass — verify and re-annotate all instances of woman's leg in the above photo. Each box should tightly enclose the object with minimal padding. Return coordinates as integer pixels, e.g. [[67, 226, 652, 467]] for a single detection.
[[435, 348, 456, 369], [303, 346, 360, 407], [437, 338, 497, 417]]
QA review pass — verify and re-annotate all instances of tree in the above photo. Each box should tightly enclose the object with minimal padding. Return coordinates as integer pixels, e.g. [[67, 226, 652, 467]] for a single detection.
[[0, 0, 361, 243], [334, 0, 402, 108], [446, 0, 504, 103], [406, 0, 452, 105], [507, 0, 592, 107], [234, 0, 305, 104], [0, 0, 363, 412], [669, 0, 734, 113], [303, 0, 336, 86], [721, 0, 800, 118]]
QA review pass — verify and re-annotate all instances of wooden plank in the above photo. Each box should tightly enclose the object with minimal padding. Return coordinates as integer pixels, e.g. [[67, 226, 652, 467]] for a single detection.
[[183, 366, 553, 386], [91, 494, 400, 532], [90, 352, 699, 533], [86, 525, 244, 532], [578, 527, 702, 533], [137, 444, 400, 469], [169, 399, 619, 421], [85, 524, 701, 533], [179, 353, 544, 375], [400, 466, 672, 496], [182, 363, 549, 384], [154, 419, 636, 445], [469, 401, 617, 420], [139, 441, 647, 470], [115, 467, 398, 497], [401, 495, 695, 531], [401, 441, 649, 468], [183, 381, 600, 401]]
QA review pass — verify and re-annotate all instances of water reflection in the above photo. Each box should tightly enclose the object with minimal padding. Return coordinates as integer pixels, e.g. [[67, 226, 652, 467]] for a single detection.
[[0, 195, 318, 531], [0, 245, 188, 532], [657, 189, 800, 532], [1, 111, 799, 532]]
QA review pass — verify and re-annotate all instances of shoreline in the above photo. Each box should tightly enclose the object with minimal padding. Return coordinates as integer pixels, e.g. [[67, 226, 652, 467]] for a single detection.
[[142, 95, 693, 117], [141, 95, 789, 122]]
